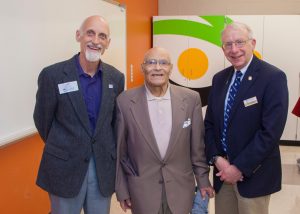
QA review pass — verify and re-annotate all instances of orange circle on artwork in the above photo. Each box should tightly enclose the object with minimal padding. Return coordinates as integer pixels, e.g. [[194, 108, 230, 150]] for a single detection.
[[254, 50, 262, 59], [177, 48, 209, 80]]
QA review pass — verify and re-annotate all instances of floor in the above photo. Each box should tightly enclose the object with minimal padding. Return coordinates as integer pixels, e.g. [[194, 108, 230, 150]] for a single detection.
[[84, 146, 300, 214], [269, 146, 300, 214]]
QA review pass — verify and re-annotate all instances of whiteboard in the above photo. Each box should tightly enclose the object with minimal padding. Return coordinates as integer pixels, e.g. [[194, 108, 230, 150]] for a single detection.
[[0, 0, 126, 147]]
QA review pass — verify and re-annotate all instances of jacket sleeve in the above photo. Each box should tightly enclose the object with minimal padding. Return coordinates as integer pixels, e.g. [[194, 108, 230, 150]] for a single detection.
[[204, 75, 223, 163], [115, 97, 130, 201], [33, 68, 57, 142], [191, 92, 211, 188], [112, 73, 125, 132]]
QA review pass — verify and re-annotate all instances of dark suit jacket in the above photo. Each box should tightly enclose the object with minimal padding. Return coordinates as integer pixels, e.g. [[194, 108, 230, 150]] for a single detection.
[[115, 84, 210, 214], [33, 55, 124, 197], [205, 55, 288, 198]]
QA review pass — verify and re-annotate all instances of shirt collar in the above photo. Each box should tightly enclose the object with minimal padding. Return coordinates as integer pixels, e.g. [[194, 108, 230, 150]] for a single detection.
[[235, 55, 253, 76], [75, 53, 102, 77], [145, 84, 171, 101]]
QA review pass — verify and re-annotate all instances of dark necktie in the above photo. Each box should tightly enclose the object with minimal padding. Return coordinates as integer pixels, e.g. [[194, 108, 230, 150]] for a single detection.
[[221, 71, 243, 153]]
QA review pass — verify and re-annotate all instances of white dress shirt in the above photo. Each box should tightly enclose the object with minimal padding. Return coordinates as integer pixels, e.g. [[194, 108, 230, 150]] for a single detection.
[[145, 85, 172, 159]]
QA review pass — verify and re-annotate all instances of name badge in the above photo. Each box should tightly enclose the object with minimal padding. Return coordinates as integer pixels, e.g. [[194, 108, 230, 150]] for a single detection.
[[243, 96, 258, 107], [58, 81, 79, 94]]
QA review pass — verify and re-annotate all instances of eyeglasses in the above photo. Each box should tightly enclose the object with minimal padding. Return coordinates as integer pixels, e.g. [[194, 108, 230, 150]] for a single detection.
[[222, 39, 252, 50], [143, 59, 171, 68]]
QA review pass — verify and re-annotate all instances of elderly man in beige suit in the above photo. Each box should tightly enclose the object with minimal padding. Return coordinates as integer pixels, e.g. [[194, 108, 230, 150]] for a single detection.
[[115, 47, 214, 214]]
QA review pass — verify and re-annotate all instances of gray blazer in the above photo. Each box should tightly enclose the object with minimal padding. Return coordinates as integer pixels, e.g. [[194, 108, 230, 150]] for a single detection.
[[34, 55, 124, 198]]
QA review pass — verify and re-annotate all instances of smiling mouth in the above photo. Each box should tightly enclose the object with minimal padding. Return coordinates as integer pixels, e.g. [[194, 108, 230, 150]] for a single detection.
[[87, 44, 101, 51], [151, 74, 164, 77], [231, 55, 243, 60]]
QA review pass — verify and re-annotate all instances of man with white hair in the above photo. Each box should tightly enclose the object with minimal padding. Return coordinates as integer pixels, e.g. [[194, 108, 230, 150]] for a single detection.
[[205, 22, 288, 214]]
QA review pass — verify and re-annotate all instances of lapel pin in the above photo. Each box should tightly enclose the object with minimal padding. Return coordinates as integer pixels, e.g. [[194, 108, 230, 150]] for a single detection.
[[248, 76, 252, 81]]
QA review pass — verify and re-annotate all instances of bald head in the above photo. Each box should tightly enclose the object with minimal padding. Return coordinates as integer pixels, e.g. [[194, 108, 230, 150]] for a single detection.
[[76, 15, 111, 65], [141, 47, 173, 96], [79, 15, 110, 37], [143, 47, 171, 63]]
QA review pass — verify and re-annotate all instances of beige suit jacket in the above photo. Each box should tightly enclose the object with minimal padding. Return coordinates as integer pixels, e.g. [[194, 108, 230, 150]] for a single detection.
[[115, 84, 210, 214]]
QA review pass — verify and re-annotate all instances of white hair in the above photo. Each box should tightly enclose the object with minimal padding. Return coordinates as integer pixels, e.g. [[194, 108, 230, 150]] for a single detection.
[[222, 22, 254, 39]]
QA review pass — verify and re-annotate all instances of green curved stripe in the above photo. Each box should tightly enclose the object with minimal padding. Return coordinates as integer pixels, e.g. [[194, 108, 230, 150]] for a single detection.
[[153, 16, 233, 47]]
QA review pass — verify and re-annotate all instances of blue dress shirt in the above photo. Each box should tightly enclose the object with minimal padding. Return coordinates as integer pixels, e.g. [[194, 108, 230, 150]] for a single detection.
[[75, 55, 102, 133]]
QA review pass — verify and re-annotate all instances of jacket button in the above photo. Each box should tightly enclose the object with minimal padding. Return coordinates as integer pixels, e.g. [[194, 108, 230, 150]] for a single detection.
[[158, 180, 164, 184], [84, 157, 90, 162], [91, 139, 96, 144]]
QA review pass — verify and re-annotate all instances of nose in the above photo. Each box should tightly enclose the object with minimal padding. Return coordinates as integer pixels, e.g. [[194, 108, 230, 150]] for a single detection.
[[154, 62, 162, 69], [92, 36, 100, 44], [230, 43, 239, 52]]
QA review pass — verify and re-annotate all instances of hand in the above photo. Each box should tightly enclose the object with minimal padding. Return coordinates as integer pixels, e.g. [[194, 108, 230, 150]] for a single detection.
[[120, 199, 132, 212], [200, 186, 215, 198], [216, 165, 243, 184], [214, 156, 230, 171]]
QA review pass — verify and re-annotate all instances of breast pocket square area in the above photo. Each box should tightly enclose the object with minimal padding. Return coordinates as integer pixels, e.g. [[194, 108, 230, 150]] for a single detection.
[[182, 118, 191, 128]]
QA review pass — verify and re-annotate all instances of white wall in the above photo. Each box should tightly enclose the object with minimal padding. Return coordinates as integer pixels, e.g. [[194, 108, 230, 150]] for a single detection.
[[153, 15, 300, 141], [0, 0, 126, 147], [159, 0, 300, 15]]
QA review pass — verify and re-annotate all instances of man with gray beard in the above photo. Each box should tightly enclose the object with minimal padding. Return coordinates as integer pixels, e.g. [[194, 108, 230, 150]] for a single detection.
[[33, 15, 124, 214]]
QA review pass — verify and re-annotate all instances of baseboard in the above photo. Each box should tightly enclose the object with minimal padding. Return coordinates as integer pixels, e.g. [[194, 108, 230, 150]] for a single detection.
[[280, 140, 300, 146]]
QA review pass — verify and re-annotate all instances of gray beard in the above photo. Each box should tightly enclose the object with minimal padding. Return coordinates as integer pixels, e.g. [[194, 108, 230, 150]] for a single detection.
[[85, 50, 101, 62]]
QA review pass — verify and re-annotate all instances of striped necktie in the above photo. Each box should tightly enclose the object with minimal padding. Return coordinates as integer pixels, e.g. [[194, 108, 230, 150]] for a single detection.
[[221, 71, 243, 153]]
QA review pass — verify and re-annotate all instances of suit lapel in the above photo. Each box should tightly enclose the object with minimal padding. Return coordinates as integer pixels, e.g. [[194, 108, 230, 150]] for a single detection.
[[228, 56, 260, 125], [218, 69, 234, 131], [94, 63, 114, 136], [130, 86, 162, 161], [164, 85, 186, 161], [63, 56, 92, 136]]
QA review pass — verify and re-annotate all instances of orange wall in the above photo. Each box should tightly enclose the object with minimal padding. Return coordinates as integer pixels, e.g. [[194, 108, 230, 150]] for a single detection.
[[0, 1, 157, 213], [0, 135, 49, 213], [119, 0, 158, 88]]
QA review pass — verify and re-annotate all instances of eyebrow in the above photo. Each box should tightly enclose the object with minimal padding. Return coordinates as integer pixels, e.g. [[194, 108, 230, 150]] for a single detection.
[[86, 29, 109, 37]]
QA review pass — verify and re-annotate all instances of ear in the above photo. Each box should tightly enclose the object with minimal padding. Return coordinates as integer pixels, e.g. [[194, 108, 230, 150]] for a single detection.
[[75, 30, 81, 42], [221, 46, 226, 53], [106, 38, 111, 49], [140, 64, 144, 73], [251, 38, 256, 49]]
